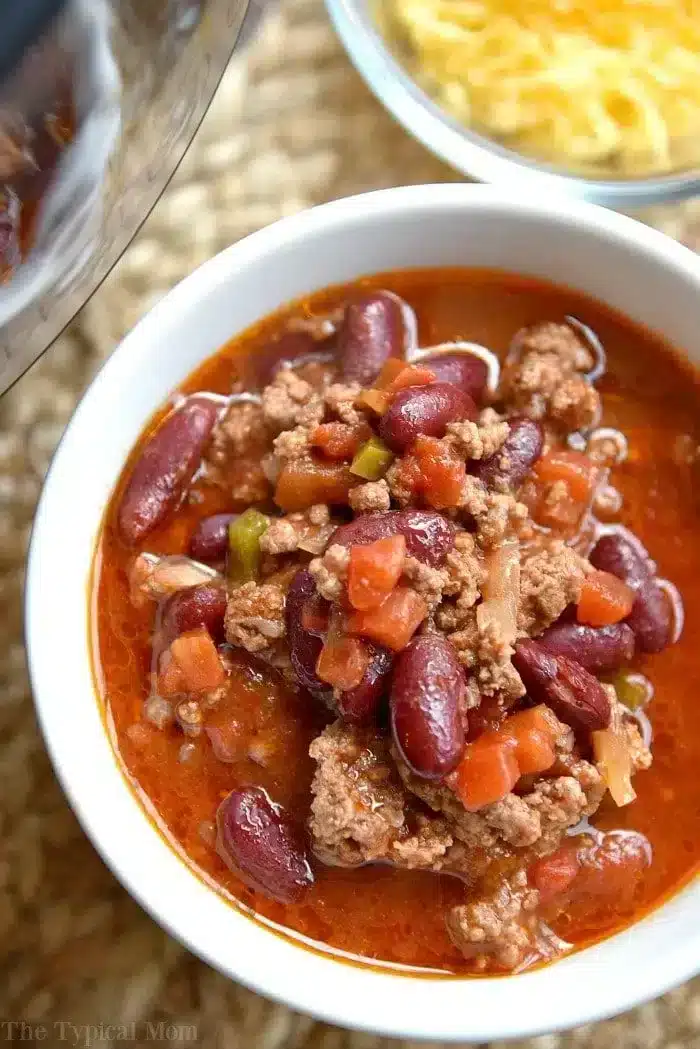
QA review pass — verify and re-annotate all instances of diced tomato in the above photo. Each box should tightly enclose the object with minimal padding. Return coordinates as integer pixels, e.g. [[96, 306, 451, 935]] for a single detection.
[[347, 534, 407, 611], [498, 705, 558, 776], [450, 736, 520, 811], [359, 362, 437, 417], [168, 627, 225, 692], [387, 365, 437, 394], [413, 436, 466, 510], [577, 569, 635, 627], [529, 845, 581, 903], [310, 422, 371, 461], [379, 361, 437, 394], [531, 487, 586, 533], [374, 358, 410, 390], [452, 704, 558, 810], [316, 636, 370, 690], [346, 586, 427, 651], [275, 456, 356, 511], [534, 449, 597, 503]]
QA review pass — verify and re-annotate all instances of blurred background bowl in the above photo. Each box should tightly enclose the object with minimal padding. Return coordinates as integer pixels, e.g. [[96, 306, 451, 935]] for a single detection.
[[325, 0, 700, 210]]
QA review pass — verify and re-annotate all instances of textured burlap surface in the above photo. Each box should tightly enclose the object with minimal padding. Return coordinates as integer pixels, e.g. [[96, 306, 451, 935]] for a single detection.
[[2, 0, 699, 1044]]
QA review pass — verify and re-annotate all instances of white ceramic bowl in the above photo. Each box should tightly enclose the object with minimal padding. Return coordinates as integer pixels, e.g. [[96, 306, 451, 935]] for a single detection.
[[26, 185, 700, 1041]]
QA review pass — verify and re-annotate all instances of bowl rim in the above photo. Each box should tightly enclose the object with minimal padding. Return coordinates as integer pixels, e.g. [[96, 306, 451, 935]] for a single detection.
[[25, 185, 700, 1041], [324, 0, 700, 209]]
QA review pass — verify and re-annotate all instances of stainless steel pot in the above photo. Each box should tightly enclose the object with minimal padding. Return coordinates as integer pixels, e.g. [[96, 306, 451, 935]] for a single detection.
[[0, 0, 258, 394]]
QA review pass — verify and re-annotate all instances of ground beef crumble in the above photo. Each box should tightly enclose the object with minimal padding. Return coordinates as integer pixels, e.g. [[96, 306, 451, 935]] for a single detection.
[[518, 539, 588, 635], [384, 457, 415, 507], [260, 505, 333, 556], [349, 479, 391, 513], [446, 411, 510, 461], [402, 557, 448, 613], [272, 425, 312, 460], [261, 367, 324, 432], [309, 544, 350, 602], [446, 870, 540, 971], [224, 582, 286, 656], [205, 398, 271, 503], [309, 721, 474, 877], [324, 382, 364, 424], [209, 399, 267, 461], [458, 474, 529, 549], [500, 322, 601, 432]]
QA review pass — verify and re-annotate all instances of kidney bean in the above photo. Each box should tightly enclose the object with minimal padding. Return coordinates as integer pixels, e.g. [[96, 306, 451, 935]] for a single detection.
[[589, 532, 652, 589], [117, 397, 219, 545], [419, 353, 489, 402], [513, 639, 611, 735], [590, 532, 673, 653], [475, 417, 543, 489], [627, 582, 673, 654], [189, 513, 237, 563], [539, 622, 635, 673], [338, 645, 393, 722], [338, 290, 414, 386], [330, 509, 455, 567], [391, 635, 466, 779], [159, 584, 228, 644], [380, 382, 477, 452], [216, 786, 313, 903], [286, 569, 331, 697]]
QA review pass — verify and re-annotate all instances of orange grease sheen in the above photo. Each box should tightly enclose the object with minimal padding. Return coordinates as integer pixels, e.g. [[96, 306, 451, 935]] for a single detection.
[[94, 269, 700, 972]]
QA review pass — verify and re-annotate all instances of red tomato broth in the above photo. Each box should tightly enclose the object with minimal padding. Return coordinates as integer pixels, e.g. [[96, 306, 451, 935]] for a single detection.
[[94, 269, 700, 972]]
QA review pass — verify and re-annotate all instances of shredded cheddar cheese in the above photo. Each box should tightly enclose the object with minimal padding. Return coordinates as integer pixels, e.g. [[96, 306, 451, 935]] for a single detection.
[[383, 0, 700, 175]]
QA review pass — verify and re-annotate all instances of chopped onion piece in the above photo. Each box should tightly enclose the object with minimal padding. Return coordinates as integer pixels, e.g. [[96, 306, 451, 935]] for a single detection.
[[152, 554, 219, 594], [592, 705, 636, 807], [130, 553, 220, 603], [477, 542, 520, 648]]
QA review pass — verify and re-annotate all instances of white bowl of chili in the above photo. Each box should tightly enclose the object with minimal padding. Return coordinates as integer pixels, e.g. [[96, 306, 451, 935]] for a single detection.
[[26, 185, 700, 1040]]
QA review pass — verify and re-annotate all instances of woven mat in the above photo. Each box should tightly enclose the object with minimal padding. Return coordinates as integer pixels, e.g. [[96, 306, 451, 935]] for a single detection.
[[2, 0, 700, 1043]]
